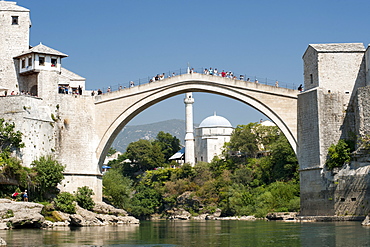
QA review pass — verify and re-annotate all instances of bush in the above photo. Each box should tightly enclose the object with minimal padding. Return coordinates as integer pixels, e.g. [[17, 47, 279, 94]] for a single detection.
[[103, 169, 133, 209], [31, 156, 65, 200], [326, 139, 351, 170], [54, 192, 76, 214], [75, 186, 95, 210]]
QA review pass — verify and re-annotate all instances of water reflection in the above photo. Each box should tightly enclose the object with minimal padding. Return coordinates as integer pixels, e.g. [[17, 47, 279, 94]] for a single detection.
[[0, 220, 369, 246]]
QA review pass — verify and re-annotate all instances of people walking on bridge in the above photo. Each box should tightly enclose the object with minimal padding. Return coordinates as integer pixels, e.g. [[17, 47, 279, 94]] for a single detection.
[[298, 84, 303, 92], [275, 81, 279, 87], [214, 68, 218, 76], [130, 81, 135, 87], [107, 87, 111, 93], [98, 89, 102, 95], [209, 68, 213, 75], [204, 68, 209, 75]]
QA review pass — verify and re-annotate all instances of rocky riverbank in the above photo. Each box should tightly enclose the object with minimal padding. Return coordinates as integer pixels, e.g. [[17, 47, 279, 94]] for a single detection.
[[0, 199, 139, 230]]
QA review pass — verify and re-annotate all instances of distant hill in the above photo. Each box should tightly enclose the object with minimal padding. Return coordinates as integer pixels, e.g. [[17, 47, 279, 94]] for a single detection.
[[112, 119, 198, 153]]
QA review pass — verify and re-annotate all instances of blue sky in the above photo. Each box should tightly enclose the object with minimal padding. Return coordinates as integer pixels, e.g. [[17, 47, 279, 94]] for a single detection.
[[16, 0, 370, 126]]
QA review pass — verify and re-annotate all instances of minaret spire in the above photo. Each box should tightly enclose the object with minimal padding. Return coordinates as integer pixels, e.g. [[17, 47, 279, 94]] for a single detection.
[[184, 92, 195, 166]]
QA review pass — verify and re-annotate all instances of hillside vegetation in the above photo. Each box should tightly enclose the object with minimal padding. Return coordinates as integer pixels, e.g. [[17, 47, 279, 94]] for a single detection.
[[104, 123, 300, 219]]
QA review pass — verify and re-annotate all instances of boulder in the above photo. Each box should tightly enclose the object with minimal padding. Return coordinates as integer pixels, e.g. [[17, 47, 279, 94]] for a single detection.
[[93, 202, 128, 216], [266, 212, 298, 221], [362, 215, 370, 226], [0, 199, 44, 228], [66, 205, 139, 226], [167, 208, 192, 220]]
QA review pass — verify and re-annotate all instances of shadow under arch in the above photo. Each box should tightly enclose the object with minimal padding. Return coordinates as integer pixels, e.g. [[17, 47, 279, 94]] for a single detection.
[[96, 79, 298, 168]]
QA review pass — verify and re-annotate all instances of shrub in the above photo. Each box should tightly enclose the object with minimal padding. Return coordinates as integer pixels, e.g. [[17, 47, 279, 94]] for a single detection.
[[75, 186, 95, 210], [326, 139, 351, 170], [31, 156, 65, 200], [54, 192, 76, 214]]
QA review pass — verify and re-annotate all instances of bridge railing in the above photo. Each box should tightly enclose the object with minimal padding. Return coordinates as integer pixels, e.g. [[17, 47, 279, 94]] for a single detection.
[[90, 67, 299, 94]]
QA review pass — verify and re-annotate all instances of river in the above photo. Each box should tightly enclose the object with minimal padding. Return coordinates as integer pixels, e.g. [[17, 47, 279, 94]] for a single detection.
[[0, 220, 369, 246]]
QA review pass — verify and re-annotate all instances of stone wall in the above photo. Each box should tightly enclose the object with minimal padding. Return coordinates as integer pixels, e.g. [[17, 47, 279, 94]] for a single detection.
[[0, 95, 102, 201]]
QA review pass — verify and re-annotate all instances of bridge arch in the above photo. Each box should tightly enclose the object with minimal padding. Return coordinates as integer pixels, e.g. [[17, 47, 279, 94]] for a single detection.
[[94, 73, 298, 166]]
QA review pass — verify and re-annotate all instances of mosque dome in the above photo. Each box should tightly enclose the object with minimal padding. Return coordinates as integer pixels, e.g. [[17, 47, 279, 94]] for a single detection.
[[199, 114, 232, 128]]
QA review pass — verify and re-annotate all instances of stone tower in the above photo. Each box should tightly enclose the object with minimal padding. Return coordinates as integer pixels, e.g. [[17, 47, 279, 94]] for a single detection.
[[184, 92, 195, 166], [0, 1, 31, 93], [299, 43, 366, 215]]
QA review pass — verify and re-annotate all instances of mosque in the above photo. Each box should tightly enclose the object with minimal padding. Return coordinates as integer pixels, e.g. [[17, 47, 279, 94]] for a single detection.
[[171, 92, 275, 165], [169, 92, 234, 165], [194, 113, 233, 163]]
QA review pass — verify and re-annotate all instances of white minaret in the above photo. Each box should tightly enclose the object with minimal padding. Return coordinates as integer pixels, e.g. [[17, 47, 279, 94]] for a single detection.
[[184, 92, 195, 166]]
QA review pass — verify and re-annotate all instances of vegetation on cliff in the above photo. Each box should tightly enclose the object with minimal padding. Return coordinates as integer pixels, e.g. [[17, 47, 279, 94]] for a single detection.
[[104, 123, 300, 218]]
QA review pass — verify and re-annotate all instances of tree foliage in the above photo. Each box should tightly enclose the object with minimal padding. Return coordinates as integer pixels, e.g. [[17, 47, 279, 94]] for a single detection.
[[31, 156, 65, 200], [227, 123, 259, 159], [0, 118, 24, 154], [153, 131, 181, 162], [102, 169, 133, 209], [125, 139, 165, 172], [326, 139, 351, 170], [54, 192, 76, 214], [75, 186, 95, 210]]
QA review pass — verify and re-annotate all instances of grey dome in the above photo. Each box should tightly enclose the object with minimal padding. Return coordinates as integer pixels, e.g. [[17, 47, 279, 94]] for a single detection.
[[199, 114, 232, 128]]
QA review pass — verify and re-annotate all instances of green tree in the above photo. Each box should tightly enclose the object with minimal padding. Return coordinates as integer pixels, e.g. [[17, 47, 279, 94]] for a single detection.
[[125, 139, 165, 171], [153, 131, 181, 163], [128, 184, 162, 218], [54, 192, 76, 214], [326, 139, 351, 170], [75, 186, 95, 210], [31, 156, 65, 200], [0, 154, 31, 188], [0, 118, 24, 154], [107, 147, 117, 156], [268, 134, 298, 182], [227, 123, 259, 160], [103, 169, 133, 209]]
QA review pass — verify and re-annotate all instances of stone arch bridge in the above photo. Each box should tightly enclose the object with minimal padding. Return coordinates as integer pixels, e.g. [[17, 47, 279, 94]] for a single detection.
[[94, 73, 299, 166]]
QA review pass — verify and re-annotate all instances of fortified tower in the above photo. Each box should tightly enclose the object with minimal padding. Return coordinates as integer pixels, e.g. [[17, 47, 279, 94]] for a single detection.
[[0, 1, 30, 93], [299, 43, 367, 215]]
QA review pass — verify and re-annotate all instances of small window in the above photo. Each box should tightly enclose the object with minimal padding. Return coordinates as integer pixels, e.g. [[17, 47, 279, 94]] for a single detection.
[[351, 198, 356, 202], [28, 57, 32, 67], [12, 16, 19, 25], [21, 59, 25, 69], [310, 74, 313, 84], [51, 58, 57, 67], [39, 57, 45, 66], [340, 198, 345, 202]]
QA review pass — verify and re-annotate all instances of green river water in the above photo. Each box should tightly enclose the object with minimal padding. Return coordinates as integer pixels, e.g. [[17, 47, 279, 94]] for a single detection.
[[0, 220, 369, 247]]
